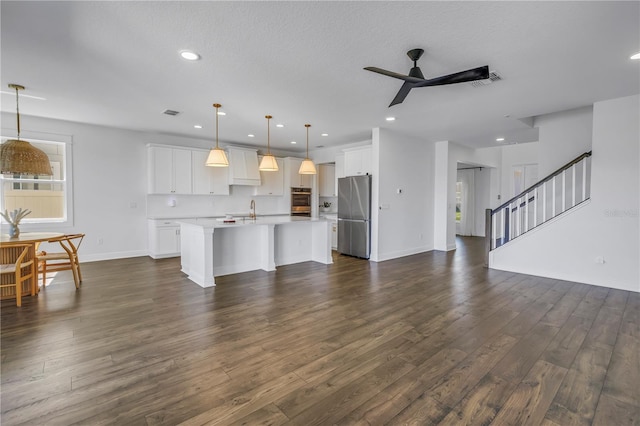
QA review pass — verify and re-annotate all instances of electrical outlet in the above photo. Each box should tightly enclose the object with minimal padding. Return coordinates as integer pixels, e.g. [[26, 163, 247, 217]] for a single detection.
[[595, 256, 605, 264], [97, 238, 104, 245]]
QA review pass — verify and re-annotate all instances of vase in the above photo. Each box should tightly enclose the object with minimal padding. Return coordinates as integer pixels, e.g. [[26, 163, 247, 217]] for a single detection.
[[8, 224, 20, 238]]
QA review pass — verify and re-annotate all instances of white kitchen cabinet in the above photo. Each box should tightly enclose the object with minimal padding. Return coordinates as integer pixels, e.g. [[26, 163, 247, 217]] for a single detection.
[[319, 164, 336, 197], [286, 157, 313, 188], [254, 157, 284, 196], [192, 150, 230, 195], [343, 146, 372, 177], [147, 146, 193, 194], [227, 147, 261, 186], [148, 219, 182, 258]]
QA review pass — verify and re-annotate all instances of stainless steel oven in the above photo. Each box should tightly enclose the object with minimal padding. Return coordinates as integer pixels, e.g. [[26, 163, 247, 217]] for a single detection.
[[291, 187, 311, 216]]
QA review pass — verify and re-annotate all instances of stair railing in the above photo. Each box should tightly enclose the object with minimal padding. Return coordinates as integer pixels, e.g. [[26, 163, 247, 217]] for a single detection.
[[486, 151, 592, 254]]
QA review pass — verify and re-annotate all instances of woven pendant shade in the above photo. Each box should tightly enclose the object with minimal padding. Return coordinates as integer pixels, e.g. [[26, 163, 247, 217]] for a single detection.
[[2, 84, 52, 176], [1, 139, 52, 176]]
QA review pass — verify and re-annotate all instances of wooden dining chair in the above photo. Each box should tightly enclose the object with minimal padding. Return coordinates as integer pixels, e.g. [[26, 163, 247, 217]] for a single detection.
[[1, 243, 36, 307], [38, 234, 85, 289]]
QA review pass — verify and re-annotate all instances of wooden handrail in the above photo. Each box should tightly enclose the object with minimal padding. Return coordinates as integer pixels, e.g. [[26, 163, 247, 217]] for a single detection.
[[492, 151, 592, 214]]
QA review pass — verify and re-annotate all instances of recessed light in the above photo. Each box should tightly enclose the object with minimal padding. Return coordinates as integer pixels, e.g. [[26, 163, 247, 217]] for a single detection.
[[248, 134, 255, 138], [385, 117, 396, 121], [496, 137, 505, 142], [194, 125, 202, 129], [290, 141, 297, 144], [179, 50, 200, 61], [217, 111, 226, 116], [276, 124, 285, 128], [321, 133, 328, 137], [631, 52, 640, 60]]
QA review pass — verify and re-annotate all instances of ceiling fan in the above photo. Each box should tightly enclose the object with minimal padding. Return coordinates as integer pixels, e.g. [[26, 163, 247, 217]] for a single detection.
[[364, 48, 490, 107]]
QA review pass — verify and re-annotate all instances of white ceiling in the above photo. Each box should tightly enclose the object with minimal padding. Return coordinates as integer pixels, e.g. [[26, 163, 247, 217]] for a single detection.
[[1, 1, 638, 153]]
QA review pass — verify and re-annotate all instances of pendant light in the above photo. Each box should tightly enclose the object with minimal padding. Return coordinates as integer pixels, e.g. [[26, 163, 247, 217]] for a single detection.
[[259, 115, 279, 171], [298, 123, 317, 175], [205, 103, 229, 167], [0, 84, 52, 175]]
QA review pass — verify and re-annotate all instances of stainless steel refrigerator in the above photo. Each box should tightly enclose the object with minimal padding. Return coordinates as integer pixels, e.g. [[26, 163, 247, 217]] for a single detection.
[[337, 175, 371, 259]]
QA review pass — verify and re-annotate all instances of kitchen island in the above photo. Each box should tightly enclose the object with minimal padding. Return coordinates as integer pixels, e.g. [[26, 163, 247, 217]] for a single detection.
[[176, 216, 332, 287]]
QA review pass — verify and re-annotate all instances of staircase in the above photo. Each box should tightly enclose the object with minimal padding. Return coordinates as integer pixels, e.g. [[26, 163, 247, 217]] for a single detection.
[[487, 151, 592, 251]]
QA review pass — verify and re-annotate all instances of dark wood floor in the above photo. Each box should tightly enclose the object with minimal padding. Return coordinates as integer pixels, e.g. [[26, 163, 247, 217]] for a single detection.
[[1, 237, 638, 425]]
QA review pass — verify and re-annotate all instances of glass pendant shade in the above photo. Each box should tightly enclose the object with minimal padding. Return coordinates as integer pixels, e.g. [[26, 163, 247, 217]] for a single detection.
[[206, 103, 229, 167], [259, 115, 279, 171], [206, 147, 229, 167], [1, 84, 52, 175], [259, 154, 279, 171], [298, 123, 316, 175]]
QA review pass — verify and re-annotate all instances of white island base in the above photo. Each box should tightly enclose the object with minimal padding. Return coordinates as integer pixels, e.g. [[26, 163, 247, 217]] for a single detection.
[[177, 217, 332, 287]]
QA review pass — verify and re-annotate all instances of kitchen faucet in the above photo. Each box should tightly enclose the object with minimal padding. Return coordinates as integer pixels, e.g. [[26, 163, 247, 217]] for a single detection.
[[249, 199, 256, 220]]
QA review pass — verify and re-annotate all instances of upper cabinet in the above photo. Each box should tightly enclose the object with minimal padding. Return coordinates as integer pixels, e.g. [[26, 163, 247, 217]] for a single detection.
[[254, 156, 284, 196], [227, 147, 261, 186], [286, 157, 313, 188], [318, 164, 336, 197], [192, 150, 230, 195], [343, 146, 372, 177], [148, 146, 193, 194]]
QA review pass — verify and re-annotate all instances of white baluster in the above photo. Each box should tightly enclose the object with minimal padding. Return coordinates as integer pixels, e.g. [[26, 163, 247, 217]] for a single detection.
[[572, 165, 576, 207], [582, 158, 587, 201], [561, 170, 566, 213], [542, 182, 547, 222], [524, 193, 529, 233], [552, 176, 556, 217], [533, 187, 537, 228]]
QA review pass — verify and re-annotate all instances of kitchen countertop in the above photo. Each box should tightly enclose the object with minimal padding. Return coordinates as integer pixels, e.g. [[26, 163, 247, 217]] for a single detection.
[[176, 215, 328, 229], [147, 213, 291, 220]]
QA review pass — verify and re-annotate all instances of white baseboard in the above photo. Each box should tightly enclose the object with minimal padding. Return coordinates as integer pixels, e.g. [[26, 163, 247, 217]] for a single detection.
[[373, 245, 434, 262]]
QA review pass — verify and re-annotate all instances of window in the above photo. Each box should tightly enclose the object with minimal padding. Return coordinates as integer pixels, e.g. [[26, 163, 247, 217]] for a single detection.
[[1, 136, 72, 226], [455, 181, 462, 222]]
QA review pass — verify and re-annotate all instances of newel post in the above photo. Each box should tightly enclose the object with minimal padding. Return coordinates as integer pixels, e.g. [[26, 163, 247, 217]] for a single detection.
[[484, 209, 492, 268]]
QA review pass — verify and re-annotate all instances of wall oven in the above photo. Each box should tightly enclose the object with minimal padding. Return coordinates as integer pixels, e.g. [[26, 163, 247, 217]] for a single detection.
[[291, 187, 311, 217]]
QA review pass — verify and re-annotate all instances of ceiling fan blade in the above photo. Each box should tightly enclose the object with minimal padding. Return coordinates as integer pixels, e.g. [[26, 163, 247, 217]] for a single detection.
[[416, 65, 490, 87], [364, 67, 424, 84], [389, 81, 414, 107]]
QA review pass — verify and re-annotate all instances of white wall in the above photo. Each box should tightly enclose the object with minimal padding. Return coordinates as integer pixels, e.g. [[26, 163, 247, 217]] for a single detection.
[[498, 142, 540, 202], [371, 128, 434, 261], [534, 106, 593, 176], [490, 95, 639, 292]]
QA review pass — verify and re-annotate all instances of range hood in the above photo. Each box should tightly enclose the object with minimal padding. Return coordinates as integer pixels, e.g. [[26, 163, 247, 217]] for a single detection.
[[227, 147, 262, 186]]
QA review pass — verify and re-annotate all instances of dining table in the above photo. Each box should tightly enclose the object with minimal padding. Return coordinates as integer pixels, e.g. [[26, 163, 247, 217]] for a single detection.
[[1, 232, 64, 299]]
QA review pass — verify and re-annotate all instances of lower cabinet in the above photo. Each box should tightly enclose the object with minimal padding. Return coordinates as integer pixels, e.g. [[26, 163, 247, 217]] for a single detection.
[[148, 219, 182, 259]]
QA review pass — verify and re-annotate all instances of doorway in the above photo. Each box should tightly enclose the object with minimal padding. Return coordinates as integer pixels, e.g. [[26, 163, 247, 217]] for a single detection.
[[456, 163, 492, 237]]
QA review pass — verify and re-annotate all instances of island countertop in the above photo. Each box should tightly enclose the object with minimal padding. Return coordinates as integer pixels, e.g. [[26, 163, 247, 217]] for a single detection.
[[176, 215, 328, 229]]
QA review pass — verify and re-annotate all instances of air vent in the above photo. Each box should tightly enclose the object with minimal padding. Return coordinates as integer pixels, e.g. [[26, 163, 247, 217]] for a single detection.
[[162, 109, 181, 116], [470, 70, 502, 87]]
